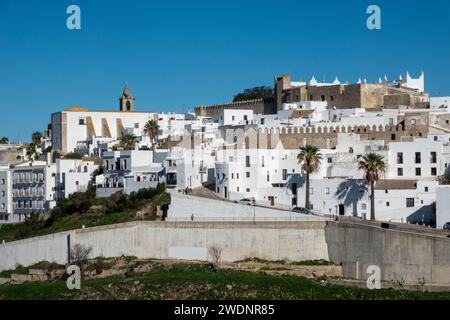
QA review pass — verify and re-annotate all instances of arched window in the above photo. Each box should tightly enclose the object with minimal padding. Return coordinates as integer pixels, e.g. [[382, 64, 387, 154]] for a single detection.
[[126, 101, 131, 111]]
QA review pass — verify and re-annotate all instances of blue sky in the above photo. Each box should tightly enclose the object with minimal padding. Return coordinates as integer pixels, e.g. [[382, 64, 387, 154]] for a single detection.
[[1, 0, 450, 142]]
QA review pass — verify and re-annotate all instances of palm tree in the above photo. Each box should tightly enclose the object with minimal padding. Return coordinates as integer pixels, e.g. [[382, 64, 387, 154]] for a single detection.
[[26, 144, 39, 163], [358, 153, 386, 221], [297, 144, 322, 210], [119, 133, 139, 150], [144, 120, 160, 149], [31, 132, 43, 146]]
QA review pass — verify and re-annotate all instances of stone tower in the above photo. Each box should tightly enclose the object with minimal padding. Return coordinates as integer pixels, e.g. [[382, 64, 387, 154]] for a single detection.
[[119, 83, 135, 111]]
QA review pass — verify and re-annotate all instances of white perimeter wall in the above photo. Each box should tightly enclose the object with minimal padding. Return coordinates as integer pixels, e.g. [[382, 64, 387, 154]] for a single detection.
[[0, 221, 329, 272], [167, 193, 324, 221]]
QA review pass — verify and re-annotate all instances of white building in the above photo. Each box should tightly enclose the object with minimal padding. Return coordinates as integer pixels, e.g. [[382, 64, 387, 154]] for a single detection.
[[54, 159, 99, 200], [436, 186, 450, 229], [0, 166, 13, 223], [51, 84, 158, 156], [96, 150, 166, 197], [12, 158, 57, 221]]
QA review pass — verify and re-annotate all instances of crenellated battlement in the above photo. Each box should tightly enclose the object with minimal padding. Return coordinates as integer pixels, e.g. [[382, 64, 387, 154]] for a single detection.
[[254, 123, 404, 135]]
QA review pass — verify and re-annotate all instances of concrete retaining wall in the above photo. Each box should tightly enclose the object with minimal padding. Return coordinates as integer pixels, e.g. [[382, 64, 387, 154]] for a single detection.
[[325, 221, 450, 285], [2, 220, 450, 286], [0, 221, 329, 272]]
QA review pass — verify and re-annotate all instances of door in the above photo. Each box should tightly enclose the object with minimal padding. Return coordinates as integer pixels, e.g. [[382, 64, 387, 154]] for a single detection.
[[339, 204, 345, 216], [224, 187, 228, 199], [268, 196, 274, 206]]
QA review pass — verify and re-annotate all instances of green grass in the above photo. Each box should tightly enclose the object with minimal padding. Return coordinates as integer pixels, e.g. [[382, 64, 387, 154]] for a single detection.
[[0, 261, 64, 278], [234, 258, 335, 266], [291, 260, 336, 266], [0, 211, 131, 242], [2, 263, 450, 300]]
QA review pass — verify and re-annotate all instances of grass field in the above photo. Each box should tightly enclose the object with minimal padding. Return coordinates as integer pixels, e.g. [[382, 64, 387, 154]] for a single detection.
[[1, 263, 450, 300]]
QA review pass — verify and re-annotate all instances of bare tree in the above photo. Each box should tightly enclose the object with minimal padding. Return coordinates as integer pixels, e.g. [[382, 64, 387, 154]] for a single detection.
[[209, 246, 223, 272], [70, 244, 92, 275]]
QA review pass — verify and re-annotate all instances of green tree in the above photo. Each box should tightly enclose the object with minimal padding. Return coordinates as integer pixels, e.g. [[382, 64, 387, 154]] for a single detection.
[[119, 133, 139, 150], [0, 137, 9, 144], [144, 120, 160, 149], [26, 144, 39, 163], [297, 144, 322, 210], [31, 132, 43, 146], [358, 153, 386, 221], [233, 86, 274, 102], [65, 152, 83, 159]]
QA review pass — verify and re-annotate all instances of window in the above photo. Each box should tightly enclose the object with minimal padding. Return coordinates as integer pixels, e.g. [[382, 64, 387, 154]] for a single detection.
[[425, 187, 429, 192], [391, 134, 396, 141], [434, 136, 438, 141], [321, 95, 325, 101], [246, 188, 250, 192], [397, 168, 403, 176], [134, 123, 139, 129], [406, 198, 414, 208], [386, 202, 390, 207], [431, 168, 437, 176], [261, 156, 265, 167], [246, 172, 250, 178], [231, 173, 234, 179], [243, 115, 248, 121], [330, 96, 334, 101], [246, 156, 250, 168], [430, 152, 437, 164], [415, 152, 421, 164], [266, 171, 270, 182], [385, 189, 388, 194], [411, 119, 416, 125], [361, 203, 367, 210], [309, 188, 314, 195], [232, 116, 235, 121], [1, 179, 4, 185], [325, 187, 330, 195], [327, 157, 332, 164], [237, 187, 239, 192], [79, 118, 85, 125], [236, 173, 239, 179], [415, 168, 421, 176], [282, 169, 287, 181], [397, 153, 403, 164]]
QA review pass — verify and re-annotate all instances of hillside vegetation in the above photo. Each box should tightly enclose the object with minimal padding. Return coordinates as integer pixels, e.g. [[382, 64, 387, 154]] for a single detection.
[[1, 259, 450, 300], [0, 183, 170, 242]]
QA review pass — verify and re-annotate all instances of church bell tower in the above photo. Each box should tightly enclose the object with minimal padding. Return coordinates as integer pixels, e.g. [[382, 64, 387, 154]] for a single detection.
[[119, 83, 135, 111]]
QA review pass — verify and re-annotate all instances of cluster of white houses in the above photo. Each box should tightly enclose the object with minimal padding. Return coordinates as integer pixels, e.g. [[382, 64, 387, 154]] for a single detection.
[[1, 73, 450, 227]]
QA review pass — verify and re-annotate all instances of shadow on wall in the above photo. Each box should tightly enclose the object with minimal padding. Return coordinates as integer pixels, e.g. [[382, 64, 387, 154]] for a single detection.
[[334, 180, 368, 217], [287, 173, 305, 205], [407, 204, 436, 227]]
